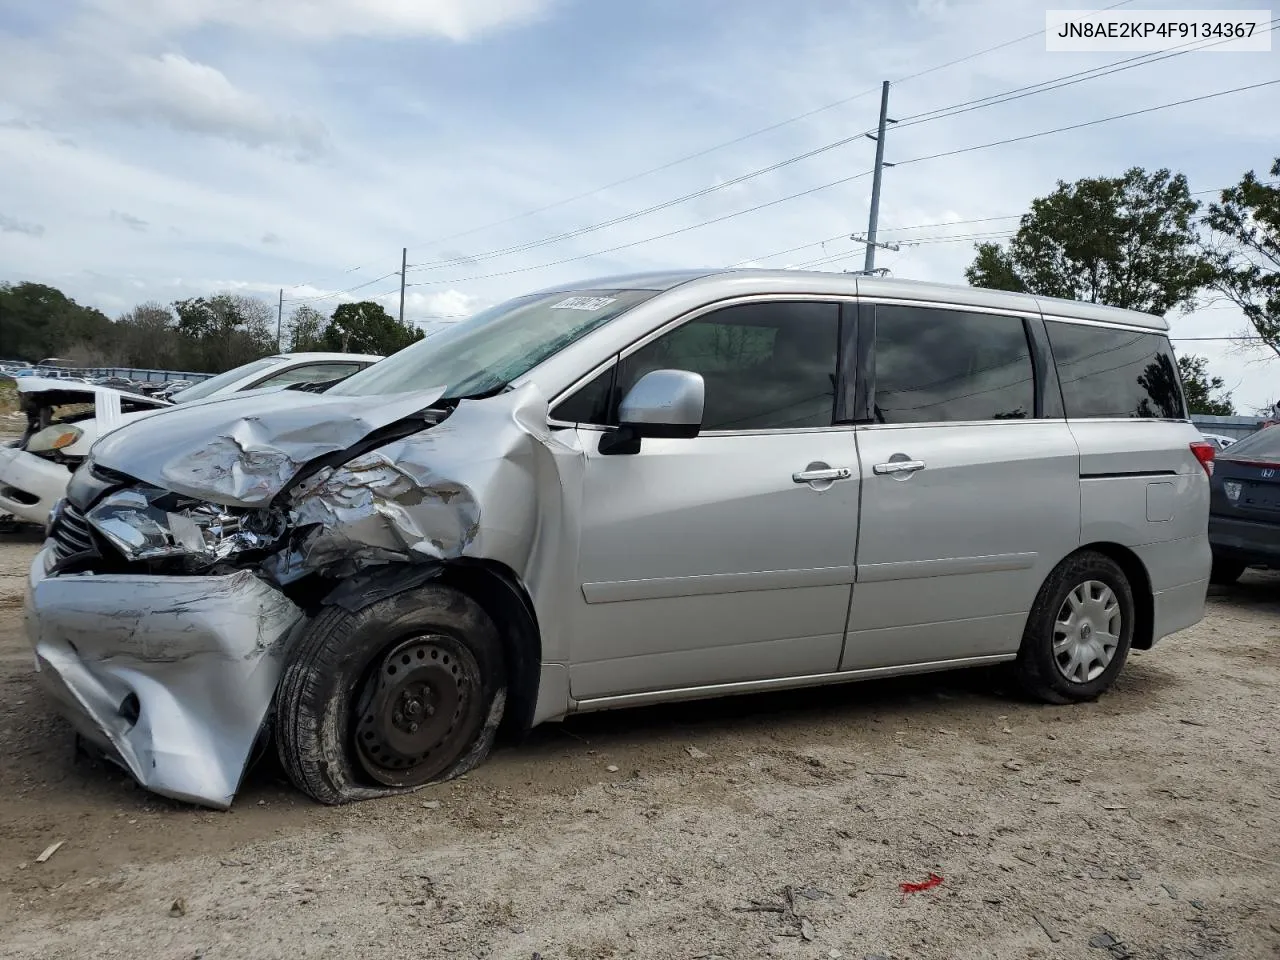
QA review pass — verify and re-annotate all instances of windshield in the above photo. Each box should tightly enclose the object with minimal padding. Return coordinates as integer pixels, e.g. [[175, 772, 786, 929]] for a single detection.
[[1221, 425, 1280, 461], [170, 356, 287, 402], [331, 289, 657, 399]]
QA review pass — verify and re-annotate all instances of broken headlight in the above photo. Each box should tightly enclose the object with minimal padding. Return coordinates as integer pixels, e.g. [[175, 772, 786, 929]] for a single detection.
[[27, 424, 84, 453], [86, 486, 280, 563]]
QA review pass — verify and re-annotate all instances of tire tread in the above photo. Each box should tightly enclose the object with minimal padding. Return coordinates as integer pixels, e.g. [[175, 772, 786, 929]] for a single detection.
[[276, 586, 505, 806], [1013, 550, 1134, 705]]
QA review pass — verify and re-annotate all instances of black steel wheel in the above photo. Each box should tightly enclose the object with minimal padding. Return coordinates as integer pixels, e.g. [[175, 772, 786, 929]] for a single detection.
[[277, 583, 506, 805], [353, 634, 483, 787]]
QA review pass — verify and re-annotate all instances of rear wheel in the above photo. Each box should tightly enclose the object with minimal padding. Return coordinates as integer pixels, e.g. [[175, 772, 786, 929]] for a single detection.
[[276, 583, 506, 805], [1013, 551, 1135, 705], [1209, 557, 1247, 585]]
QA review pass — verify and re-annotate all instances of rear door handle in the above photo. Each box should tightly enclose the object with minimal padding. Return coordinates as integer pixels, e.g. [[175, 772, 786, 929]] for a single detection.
[[872, 459, 926, 475], [792, 467, 852, 483]]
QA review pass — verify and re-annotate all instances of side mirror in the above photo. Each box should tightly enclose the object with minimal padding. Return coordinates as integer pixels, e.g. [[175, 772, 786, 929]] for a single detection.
[[600, 369, 704, 455]]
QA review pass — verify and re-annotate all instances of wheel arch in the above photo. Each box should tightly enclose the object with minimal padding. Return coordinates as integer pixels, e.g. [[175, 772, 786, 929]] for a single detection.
[[437, 559, 542, 742], [317, 559, 543, 742], [1076, 541, 1155, 650]]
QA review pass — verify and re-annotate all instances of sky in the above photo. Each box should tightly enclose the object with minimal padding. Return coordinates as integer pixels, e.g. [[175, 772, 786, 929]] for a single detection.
[[1, 0, 1277, 410]]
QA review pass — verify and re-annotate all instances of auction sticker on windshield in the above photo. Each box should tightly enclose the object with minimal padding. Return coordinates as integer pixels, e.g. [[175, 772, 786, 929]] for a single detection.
[[1046, 9, 1272, 51], [551, 296, 618, 311]]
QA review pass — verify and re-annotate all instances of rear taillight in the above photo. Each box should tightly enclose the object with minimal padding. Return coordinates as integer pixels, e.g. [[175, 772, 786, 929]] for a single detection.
[[1190, 441, 1215, 477]]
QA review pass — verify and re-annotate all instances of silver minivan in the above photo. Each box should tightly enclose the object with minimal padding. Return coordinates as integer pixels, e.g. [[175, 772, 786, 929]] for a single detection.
[[26, 270, 1213, 809]]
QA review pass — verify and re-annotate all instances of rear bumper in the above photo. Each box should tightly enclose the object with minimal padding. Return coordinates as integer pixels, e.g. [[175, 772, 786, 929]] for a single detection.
[[0, 444, 70, 525], [1132, 535, 1211, 645], [1151, 578, 1208, 644], [25, 547, 304, 809], [1209, 514, 1280, 567]]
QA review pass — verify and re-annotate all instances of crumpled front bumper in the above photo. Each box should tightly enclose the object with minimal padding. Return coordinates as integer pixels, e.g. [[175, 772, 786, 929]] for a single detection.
[[24, 546, 304, 809]]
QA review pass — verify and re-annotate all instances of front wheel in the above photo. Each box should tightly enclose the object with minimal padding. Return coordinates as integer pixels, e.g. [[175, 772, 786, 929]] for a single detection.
[[1012, 551, 1135, 705], [276, 583, 506, 805]]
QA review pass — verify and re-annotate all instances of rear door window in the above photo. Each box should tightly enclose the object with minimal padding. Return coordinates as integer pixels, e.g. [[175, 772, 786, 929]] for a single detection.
[[871, 305, 1035, 423], [1046, 321, 1185, 419]]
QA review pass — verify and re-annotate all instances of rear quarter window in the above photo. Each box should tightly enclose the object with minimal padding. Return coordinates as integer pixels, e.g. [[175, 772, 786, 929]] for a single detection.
[[1046, 321, 1185, 419]]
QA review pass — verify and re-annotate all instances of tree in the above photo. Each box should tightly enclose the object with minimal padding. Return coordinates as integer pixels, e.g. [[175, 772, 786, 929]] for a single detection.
[[287, 305, 327, 352], [116, 302, 178, 368], [322, 300, 424, 355], [1202, 157, 1280, 359], [1177, 354, 1235, 416], [966, 167, 1214, 315], [0, 281, 113, 361], [172, 293, 276, 370]]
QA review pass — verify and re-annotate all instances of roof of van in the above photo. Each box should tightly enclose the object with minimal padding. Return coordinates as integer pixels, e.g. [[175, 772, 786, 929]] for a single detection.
[[543, 269, 1168, 331]]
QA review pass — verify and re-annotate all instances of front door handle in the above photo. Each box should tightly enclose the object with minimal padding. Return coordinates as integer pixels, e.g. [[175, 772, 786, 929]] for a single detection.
[[872, 459, 926, 475], [792, 466, 852, 483]]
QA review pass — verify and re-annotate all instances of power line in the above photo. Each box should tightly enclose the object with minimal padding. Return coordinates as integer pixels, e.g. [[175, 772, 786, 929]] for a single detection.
[[405, 80, 1279, 291], [397, 0, 1138, 263], [404, 167, 877, 288], [890, 0, 1135, 89], [406, 130, 875, 272], [405, 24, 1270, 277], [283, 262, 377, 292], [284, 272, 400, 305], [889, 21, 1278, 132], [893, 79, 1280, 170], [738, 180, 1280, 269]]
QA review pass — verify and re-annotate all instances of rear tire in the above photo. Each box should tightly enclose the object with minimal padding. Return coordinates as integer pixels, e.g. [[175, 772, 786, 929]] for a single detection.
[[276, 583, 506, 805], [1209, 557, 1246, 585], [1013, 551, 1135, 705]]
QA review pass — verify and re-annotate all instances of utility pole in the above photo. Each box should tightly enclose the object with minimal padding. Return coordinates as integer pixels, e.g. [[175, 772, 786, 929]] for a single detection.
[[276, 289, 284, 352], [398, 247, 408, 328], [862, 81, 898, 274]]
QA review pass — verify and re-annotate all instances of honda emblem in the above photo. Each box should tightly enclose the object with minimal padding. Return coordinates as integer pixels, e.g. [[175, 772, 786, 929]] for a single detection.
[[1263, 469, 1276, 479]]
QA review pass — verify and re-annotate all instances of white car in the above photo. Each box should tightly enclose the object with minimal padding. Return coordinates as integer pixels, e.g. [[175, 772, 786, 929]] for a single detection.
[[0, 352, 382, 526], [1200, 432, 1236, 451]]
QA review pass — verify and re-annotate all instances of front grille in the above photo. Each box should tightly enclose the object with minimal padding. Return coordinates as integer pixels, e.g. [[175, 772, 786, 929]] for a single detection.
[[52, 501, 95, 560]]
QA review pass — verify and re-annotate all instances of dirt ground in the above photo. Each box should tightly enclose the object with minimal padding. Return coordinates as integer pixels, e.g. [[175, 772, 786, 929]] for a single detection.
[[1, 531, 1277, 960]]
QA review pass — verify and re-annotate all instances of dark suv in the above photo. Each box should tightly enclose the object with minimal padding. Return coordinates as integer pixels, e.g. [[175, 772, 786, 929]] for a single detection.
[[1208, 425, 1280, 583]]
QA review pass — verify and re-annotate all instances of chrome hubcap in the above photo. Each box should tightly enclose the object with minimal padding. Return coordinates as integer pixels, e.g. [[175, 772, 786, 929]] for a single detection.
[[1053, 580, 1121, 684]]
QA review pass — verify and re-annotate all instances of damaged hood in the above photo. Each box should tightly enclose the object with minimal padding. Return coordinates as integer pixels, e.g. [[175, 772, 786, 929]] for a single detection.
[[89, 385, 447, 508]]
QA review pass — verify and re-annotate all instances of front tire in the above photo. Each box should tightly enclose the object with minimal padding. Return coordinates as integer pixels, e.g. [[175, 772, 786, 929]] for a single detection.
[[276, 583, 506, 805], [1013, 551, 1135, 705]]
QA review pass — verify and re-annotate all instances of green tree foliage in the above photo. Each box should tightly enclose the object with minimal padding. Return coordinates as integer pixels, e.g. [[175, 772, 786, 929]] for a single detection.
[[172, 294, 276, 370], [966, 168, 1214, 315], [287, 305, 328, 352], [115, 302, 180, 368], [0, 283, 283, 373], [1177, 354, 1235, 416], [0, 282, 113, 361], [321, 300, 424, 355], [1203, 157, 1280, 359]]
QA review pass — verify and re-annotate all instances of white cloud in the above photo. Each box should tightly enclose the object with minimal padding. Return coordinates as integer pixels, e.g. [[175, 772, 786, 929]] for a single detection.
[[99, 53, 327, 154], [3, 0, 1276, 410], [83, 0, 554, 42]]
